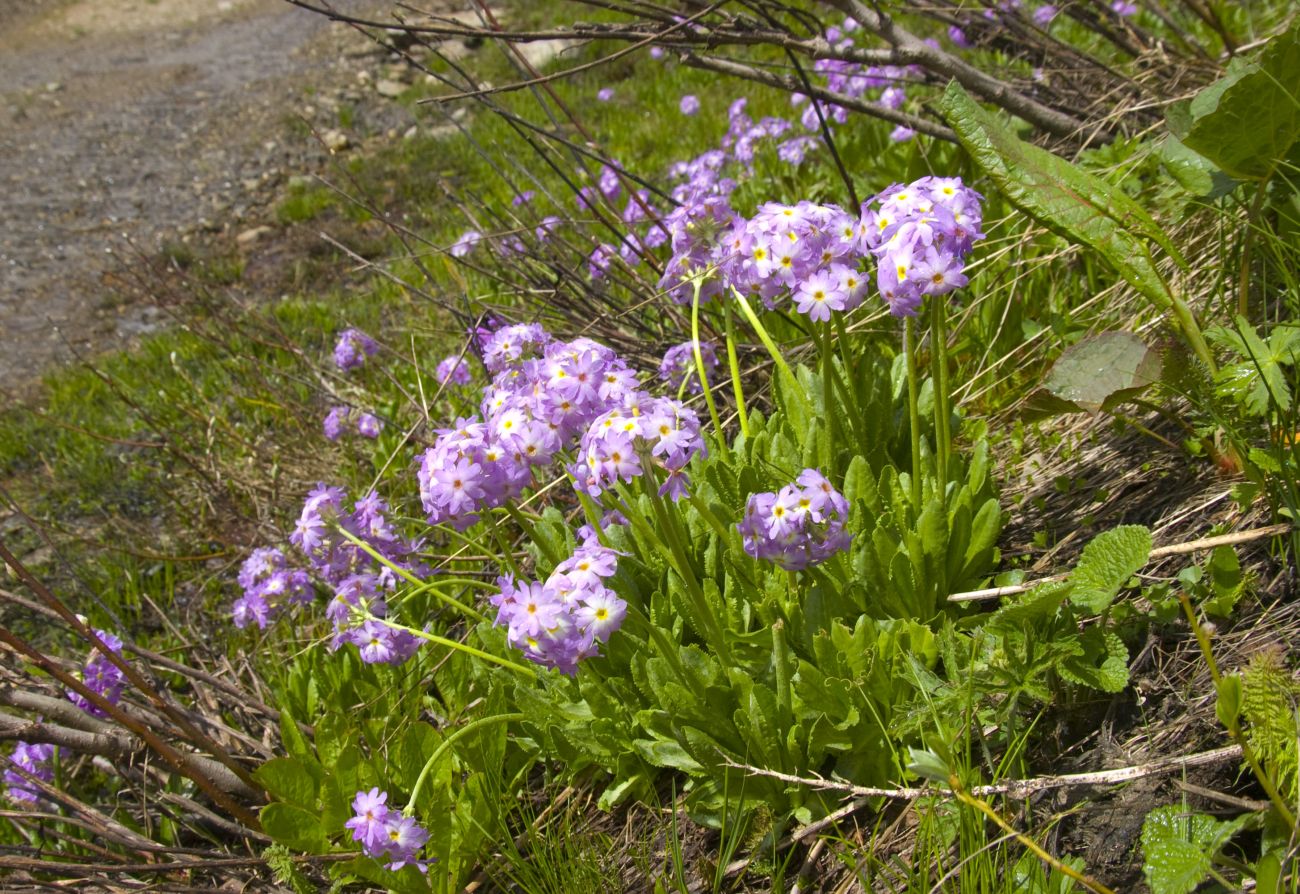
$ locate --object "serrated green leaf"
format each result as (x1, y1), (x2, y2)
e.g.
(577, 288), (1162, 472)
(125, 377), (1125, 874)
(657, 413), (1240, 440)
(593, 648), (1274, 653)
(1070, 525), (1152, 613)
(940, 82), (1181, 312)
(1141, 805), (1248, 894)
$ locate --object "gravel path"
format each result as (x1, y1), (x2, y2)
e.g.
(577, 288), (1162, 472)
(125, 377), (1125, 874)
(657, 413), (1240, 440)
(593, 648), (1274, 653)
(0, 0), (408, 397)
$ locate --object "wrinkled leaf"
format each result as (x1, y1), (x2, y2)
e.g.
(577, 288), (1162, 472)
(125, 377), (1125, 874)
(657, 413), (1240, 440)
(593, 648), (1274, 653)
(254, 757), (318, 810)
(1070, 525), (1152, 613)
(1141, 805), (1248, 894)
(1158, 135), (1238, 198)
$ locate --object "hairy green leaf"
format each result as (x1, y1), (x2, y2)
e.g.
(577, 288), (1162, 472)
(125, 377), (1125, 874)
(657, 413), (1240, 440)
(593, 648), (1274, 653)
(260, 803), (328, 853)
(254, 757), (319, 810)
(1069, 525), (1152, 613)
(1141, 805), (1248, 894)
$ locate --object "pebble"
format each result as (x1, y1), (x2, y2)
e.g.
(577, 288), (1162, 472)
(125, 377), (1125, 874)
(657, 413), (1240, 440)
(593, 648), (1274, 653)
(375, 79), (406, 98)
(235, 225), (273, 246)
(321, 129), (350, 151)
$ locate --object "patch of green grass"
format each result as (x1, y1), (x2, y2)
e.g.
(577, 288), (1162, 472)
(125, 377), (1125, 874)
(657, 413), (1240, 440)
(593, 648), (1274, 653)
(277, 179), (341, 223)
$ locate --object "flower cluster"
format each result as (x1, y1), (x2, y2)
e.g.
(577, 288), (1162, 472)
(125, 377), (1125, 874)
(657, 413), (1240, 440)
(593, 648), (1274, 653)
(334, 328), (378, 372)
(570, 394), (706, 501)
(323, 407), (384, 441)
(66, 629), (128, 717)
(231, 547), (312, 629)
(738, 469), (852, 570)
(861, 176), (984, 317)
(435, 353), (473, 386)
(291, 486), (424, 664)
(419, 326), (642, 529)
(658, 340), (719, 394)
(722, 201), (869, 320)
(492, 541), (626, 674)
(346, 788), (431, 872)
(4, 742), (54, 805)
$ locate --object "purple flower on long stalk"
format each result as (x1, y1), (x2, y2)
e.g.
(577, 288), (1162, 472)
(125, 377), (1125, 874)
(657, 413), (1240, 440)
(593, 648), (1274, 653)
(66, 629), (129, 717)
(659, 341), (718, 394)
(346, 788), (433, 872)
(679, 94), (700, 116)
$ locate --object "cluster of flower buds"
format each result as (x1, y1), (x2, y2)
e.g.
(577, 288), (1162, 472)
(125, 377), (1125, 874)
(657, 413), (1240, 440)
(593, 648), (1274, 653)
(571, 393), (706, 501)
(738, 469), (852, 570)
(289, 486), (424, 665)
(658, 340), (719, 394)
(66, 628), (129, 717)
(346, 788), (432, 873)
(231, 547), (312, 630)
(861, 176), (984, 317)
(491, 541), (626, 674)
(334, 328), (379, 371)
(324, 406), (384, 441)
(4, 742), (54, 805)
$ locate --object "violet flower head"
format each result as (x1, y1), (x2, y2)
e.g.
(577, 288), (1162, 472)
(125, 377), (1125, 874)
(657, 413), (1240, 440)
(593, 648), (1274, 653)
(948, 25), (971, 48)
(511, 190), (535, 207)
(679, 94), (700, 116)
(347, 788), (434, 872)
(66, 629), (128, 717)
(889, 125), (916, 143)
(861, 175), (985, 318)
(1110, 0), (1137, 16)
(449, 229), (482, 258)
(737, 469), (852, 570)
(4, 742), (54, 805)
(659, 340), (718, 394)
(435, 354), (472, 386)
(1032, 4), (1057, 25)
(357, 412), (383, 439)
(232, 547), (312, 629)
(323, 406), (350, 441)
(596, 87), (614, 101)
(649, 46), (665, 60)
(493, 541), (625, 674)
(334, 328), (378, 371)
(570, 394), (706, 501)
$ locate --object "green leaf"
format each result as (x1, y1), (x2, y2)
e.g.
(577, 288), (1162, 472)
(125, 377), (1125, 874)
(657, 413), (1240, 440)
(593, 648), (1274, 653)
(1216, 673), (1243, 729)
(278, 708), (316, 768)
(634, 737), (705, 773)
(1034, 332), (1163, 415)
(907, 748), (950, 784)
(1141, 805), (1249, 894)
(1058, 629), (1129, 693)
(1169, 20), (1300, 181)
(1069, 525), (1152, 613)
(940, 82), (1181, 312)
(260, 803), (328, 853)
(1158, 135), (1237, 198)
(254, 757), (319, 809)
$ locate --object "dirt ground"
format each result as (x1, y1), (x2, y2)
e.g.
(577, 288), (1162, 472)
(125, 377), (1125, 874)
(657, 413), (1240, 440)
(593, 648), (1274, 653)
(0, 0), (415, 399)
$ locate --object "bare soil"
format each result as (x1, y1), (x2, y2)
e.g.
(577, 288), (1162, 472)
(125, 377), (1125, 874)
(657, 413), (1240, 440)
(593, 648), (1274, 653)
(0, 0), (413, 399)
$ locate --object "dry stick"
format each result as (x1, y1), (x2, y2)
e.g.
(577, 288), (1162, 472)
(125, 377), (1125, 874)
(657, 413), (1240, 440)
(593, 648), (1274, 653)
(0, 539), (261, 795)
(0, 629), (260, 828)
(821, 0), (1093, 138)
(736, 743), (1245, 843)
(0, 854), (351, 876)
(947, 523), (1293, 603)
(682, 53), (956, 142)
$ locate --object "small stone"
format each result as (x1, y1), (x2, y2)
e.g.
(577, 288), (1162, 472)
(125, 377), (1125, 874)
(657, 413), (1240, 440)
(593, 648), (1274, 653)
(217, 0), (233, 11)
(236, 225), (273, 246)
(403, 125), (418, 140)
(375, 79), (405, 98)
(44, 82), (62, 93)
(321, 129), (350, 151)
